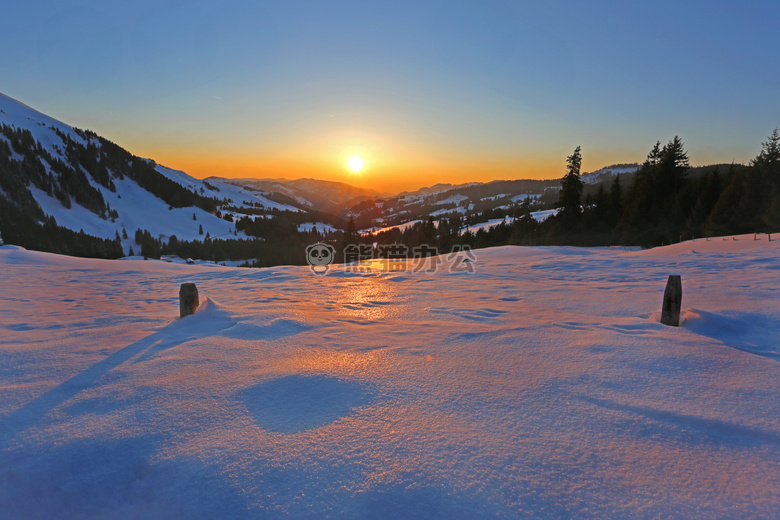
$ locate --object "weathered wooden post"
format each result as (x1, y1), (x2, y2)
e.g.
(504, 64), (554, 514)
(660, 275), (682, 327)
(179, 283), (199, 318)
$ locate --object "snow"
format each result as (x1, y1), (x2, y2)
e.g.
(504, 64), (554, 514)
(530, 208), (558, 222)
(430, 207), (466, 216)
(510, 193), (541, 203)
(366, 220), (425, 235)
(297, 222), (338, 233)
(0, 92), (88, 160)
(462, 210), (558, 234)
(435, 194), (469, 206)
(464, 217), (509, 234)
(156, 168), (301, 213)
(1, 235), (780, 519)
(27, 178), (247, 252)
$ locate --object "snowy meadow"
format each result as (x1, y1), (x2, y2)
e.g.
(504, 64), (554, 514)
(1, 236), (779, 519)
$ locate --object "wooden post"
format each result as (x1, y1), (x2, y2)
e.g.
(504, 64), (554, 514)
(179, 283), (199, 318)
(660, 275), (682, 327)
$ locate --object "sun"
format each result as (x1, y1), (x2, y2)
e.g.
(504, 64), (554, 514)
(348, 156), (364, 172)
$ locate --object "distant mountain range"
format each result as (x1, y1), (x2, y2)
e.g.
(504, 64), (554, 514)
(0, 92), (639, 258)
(210, 177), (381, 214)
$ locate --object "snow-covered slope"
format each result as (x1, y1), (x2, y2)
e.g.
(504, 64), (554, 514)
(0, 92), (88, 155)
(0, 93), (301, 253)
(25, 171), (243, 248)
(218, 177), (380, 212)
(1, 234), (779, 519)
(155, 167), (299, 213)
(462, 209), (557, 234)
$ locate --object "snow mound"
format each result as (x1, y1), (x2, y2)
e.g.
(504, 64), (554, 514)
(682, 309), (780, 360)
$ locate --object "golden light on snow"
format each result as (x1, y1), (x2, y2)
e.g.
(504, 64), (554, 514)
(348, 156), (364, 172)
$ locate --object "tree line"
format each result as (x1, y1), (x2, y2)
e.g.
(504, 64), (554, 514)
(461, 130), (779, 249)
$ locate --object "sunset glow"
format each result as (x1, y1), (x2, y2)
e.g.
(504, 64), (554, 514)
(2, 2), (776, 192)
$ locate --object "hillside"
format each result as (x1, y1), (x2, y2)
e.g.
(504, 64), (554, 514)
(344, 165), (638, 230)
(216, 177), (381, 213)
(0, 93), (308, 258)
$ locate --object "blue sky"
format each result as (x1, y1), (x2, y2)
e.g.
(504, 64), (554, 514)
(1, 0), (778, 191)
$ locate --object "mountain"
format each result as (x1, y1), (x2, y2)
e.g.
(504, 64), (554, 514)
(0, 93), (324, 259)
(209, 176), (381, 213)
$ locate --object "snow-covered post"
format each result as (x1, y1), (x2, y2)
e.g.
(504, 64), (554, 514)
(660, 275), (682, 327)
(179, 283), (199, 318)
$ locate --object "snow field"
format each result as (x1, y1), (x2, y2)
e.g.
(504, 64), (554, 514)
(0, 235), (779, 519)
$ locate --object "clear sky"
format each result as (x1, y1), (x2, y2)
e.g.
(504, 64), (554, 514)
(2, 0), (778, 193)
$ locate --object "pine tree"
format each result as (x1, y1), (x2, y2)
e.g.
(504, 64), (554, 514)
(656, 136), (690, 223)
(626, 144), (661, 226)
(592, 184), (607, 222)
(752, 128), (780, 232)
(345, 217), (358, 244)
(647, 141), (662, 167)
(610, 174), (622, 213)
(557, 146), (583, 228)
(752, 128), (780, 170)
(658, 137), (689, 185)
(198, 224), (203, 235)
(518, 197), (533, 224)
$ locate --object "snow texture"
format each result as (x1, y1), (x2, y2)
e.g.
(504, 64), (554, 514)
(1, 234), (779, 519)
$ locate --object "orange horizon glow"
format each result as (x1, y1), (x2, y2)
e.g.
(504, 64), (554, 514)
(147, 154), (571, 194)
(129, 146), (622, 195)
